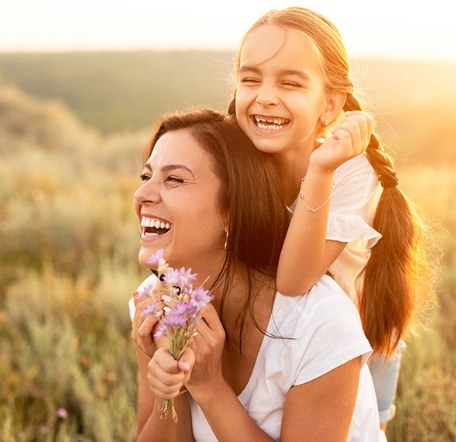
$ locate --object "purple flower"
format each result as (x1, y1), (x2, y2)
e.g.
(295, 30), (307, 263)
(142, 303), (156, 316)
(189, 287), (212, 308)
(137, 282), (154, 299)
(147, 249), (164, 265)
(56, 408), (68, 419)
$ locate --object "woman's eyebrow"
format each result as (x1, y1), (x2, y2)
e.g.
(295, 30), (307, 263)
(142, 162), (194, 178)
(161, 164), (194, 178)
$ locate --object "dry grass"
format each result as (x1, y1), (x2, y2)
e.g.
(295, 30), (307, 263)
(0, 84), (454, 441)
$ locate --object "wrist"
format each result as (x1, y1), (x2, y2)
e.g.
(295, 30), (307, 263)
(305, 162), (336, 179)
(187, 376), (228, 407)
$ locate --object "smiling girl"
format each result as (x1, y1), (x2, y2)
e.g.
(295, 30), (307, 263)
(228, 7), (432, 429)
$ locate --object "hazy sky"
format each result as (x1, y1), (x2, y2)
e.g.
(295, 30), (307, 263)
(2, 0), (456, 60)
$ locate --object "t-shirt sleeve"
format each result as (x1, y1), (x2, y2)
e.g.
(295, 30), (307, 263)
(293, 282), (372, 386)
(326, 154), (382, 248)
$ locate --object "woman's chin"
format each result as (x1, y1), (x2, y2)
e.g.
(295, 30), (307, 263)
(138, 248), (157, 269)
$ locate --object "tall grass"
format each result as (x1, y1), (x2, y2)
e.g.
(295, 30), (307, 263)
(0, 84), (454, 441)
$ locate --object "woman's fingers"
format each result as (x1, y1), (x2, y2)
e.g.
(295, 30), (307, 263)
(147, 348), (187, 399)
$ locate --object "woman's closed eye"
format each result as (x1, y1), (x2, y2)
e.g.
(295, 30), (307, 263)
(140, 173), (151, 182)
(165, 175), (184, 184)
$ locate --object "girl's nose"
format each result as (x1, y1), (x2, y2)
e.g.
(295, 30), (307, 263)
(255, 85), (279, 106)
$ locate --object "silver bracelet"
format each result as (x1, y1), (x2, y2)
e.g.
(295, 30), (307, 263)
(299, 177), (335, 213)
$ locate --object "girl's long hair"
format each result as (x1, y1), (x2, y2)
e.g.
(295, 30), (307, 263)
(228, 7), (434, 357)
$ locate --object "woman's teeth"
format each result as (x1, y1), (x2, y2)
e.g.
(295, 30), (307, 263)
(141, 217), (171, 236)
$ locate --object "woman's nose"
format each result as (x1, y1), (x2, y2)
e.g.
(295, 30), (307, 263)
(134, 179), (161, 206)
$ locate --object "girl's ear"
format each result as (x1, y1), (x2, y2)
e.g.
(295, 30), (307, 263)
(324, 92), (347, 124)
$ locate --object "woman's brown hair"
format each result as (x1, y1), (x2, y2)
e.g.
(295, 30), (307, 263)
(145, 108), (289, 348)
(228, 7), (433, 357)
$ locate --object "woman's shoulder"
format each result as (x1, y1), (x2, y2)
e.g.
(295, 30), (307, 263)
(273, 276), (362, 333)
(266, 276), (371, 384)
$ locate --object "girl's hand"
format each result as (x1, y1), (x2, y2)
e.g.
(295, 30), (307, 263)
(185, 304), (226, 397)
(310, 111), (374, 174)
(131, 295), (163, 358)
(147, 347), (195, 400)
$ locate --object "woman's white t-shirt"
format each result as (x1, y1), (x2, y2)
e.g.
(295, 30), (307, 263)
(130, 275), (382, 441)
(189, 276), (383, 441)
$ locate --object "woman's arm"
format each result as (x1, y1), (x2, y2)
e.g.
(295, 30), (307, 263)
(281, 356), (361, 441)
(277, 111), (374, 295)
(148, 305), (275, 442)
(136, 347), (194, 442)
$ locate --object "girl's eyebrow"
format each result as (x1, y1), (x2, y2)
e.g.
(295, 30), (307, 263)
(239, 65), (310, 82)
(143, 163), (195, 178)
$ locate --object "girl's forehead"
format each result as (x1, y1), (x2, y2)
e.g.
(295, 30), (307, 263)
(240, 24), (287, 66)
(239, 24), (321, 70)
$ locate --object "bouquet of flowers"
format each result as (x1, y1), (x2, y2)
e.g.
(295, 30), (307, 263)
(136, 249), (213, 423)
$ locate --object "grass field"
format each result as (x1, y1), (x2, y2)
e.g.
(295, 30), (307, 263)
(0, 54), (455, 441)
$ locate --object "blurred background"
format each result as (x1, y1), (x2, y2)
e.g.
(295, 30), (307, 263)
(0, 1), (455, 440)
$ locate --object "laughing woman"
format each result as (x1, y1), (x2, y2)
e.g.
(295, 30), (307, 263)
(131, 109), (384, 441)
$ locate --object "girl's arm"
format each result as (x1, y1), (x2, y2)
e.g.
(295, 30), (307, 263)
(277, 111), (374, 295)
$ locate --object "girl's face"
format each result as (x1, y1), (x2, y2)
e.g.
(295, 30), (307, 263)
(134, 129), (226, 276)
(235, 24), (330, 158)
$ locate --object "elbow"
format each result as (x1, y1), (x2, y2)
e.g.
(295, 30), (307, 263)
(276, 274), (316, 296)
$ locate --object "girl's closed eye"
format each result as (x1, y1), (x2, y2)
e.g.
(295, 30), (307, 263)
(240, 77), (261, 85)
(281, 80), (301, 88)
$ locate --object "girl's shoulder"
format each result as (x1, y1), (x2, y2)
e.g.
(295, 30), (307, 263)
(334, 153), (376, 185)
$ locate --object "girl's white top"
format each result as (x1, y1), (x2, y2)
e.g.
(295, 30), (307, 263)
(288, 154), (382, 304)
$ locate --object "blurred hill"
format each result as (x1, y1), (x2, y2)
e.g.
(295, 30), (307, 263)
(0, 51), (455, 163)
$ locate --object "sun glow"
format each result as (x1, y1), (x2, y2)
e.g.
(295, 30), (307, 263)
(1, 0), (455, 61)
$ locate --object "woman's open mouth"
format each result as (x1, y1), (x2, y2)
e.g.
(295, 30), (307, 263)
(141, 216), (171, 237)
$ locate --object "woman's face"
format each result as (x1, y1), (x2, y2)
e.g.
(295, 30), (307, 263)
(134, 129), (227, 275)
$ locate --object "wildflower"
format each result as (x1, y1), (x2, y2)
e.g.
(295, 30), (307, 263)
(142, 303), (156, 316)
(147, 249), (164, 265)
(146, 249), (213, 423)
(56, 408), (68, 419)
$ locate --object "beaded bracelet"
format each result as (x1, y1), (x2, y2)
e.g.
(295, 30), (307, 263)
(299, 177), (335, 213)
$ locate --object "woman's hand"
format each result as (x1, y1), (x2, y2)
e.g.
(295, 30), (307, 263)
(185, 303), (226, 399)
(131, 294), (163, 358)
(147, 347), (195, 400)
(146, 303), (225, 402)
(310, 111), (374, 174)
